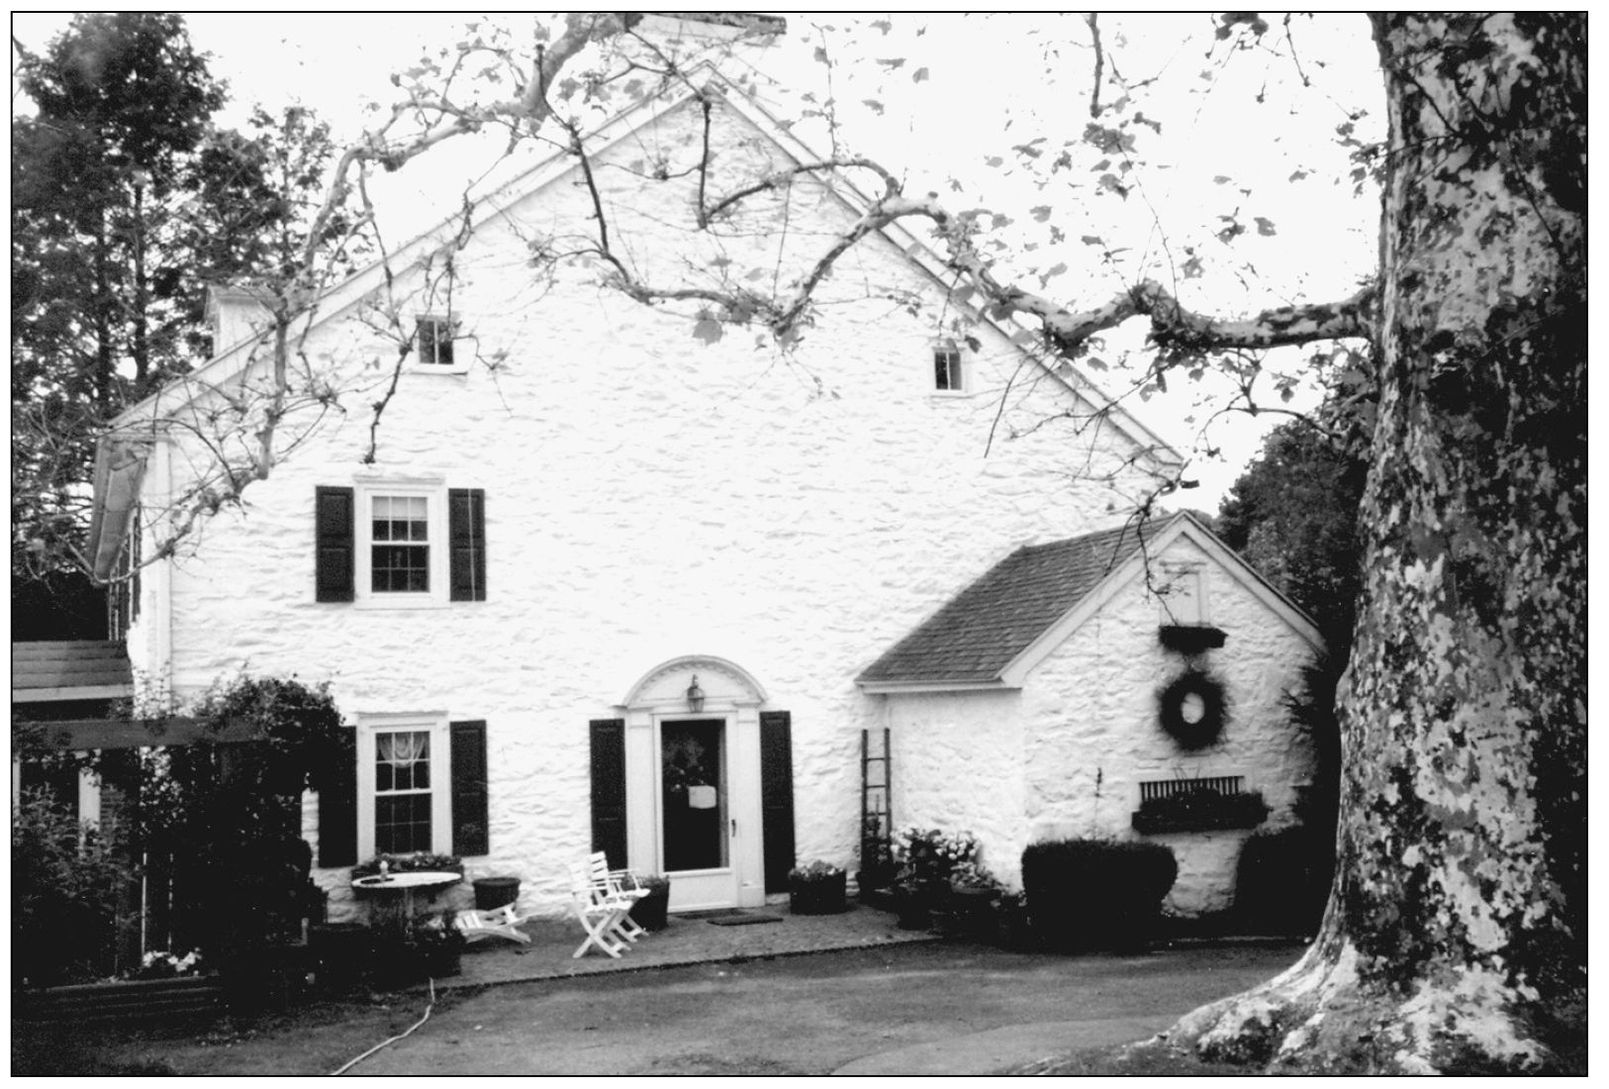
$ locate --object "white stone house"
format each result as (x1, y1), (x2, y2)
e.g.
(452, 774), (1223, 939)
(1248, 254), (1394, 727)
(85, 51), (1318, 920)
(858, 512), (1324, 915)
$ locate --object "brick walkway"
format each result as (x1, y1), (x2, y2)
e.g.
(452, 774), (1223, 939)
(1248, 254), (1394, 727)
(429, 901), (938, 992)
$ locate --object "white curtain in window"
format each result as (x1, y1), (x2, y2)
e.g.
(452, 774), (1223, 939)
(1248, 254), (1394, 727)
(378, 731), (428, 768)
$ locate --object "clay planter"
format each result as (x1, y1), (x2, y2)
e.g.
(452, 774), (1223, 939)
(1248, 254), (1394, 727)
(788, 871), (848, 915)
(629, 878), (671, 931)
(892, 886), (933, 930)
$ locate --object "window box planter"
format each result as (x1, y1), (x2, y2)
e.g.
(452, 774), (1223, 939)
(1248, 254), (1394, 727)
(1131, 790), (1269, 835)
(1158, 624), (1227, 654)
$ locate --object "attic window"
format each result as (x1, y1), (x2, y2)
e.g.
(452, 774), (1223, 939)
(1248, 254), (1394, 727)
(415, 316), (456, 367)
(934, 342), (964, 391)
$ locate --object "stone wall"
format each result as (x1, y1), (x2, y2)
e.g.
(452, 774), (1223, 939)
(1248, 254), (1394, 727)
(130, 94), (1168, 918)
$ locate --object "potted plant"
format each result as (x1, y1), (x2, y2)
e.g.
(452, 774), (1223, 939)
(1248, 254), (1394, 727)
(370, 912), (464, 989)
(628, 874), (671, 931)
(944, 860), (1002, 939)
(788, 860), (848, 915)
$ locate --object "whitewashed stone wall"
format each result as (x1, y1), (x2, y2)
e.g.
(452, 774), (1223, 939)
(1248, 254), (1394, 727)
(129, 94), (1168, 919)
(886, 534), (1320, 915)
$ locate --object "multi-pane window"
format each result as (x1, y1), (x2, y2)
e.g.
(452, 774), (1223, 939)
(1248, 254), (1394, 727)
(416, 317), (455, 367)
(371, 495), (429, 593)
(374, 729), (433, 853)
(934, 345), (963, 391)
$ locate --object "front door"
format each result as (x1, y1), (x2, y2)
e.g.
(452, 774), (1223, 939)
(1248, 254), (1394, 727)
(659, 718), (738, 910)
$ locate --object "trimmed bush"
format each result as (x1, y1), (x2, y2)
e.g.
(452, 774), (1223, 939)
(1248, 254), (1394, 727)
(1234, 826), (1330, 936)
(1021, 838), (1178, 952)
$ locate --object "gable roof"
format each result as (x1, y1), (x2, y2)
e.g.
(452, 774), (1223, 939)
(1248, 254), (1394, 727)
(88, 64), (1184, 576)
(856, 511), (1322, 692)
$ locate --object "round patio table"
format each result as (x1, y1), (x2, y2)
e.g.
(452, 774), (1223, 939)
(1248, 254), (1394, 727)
(352, 871), (463, 924)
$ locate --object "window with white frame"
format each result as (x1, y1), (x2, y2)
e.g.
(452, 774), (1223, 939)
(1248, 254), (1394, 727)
(415, 316), (456, 367)
(933, 342), (964, 391)
(1158, 562), (1207, 625)
(357, 716), (452, 858)
(356, 483), (448, 605)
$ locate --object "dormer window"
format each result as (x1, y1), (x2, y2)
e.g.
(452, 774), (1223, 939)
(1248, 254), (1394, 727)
(415, 316), (456, 367)
(934, 341), (964, 392)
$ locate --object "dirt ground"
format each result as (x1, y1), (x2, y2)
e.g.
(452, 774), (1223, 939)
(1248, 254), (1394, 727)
(14, 942), (1303, 1076)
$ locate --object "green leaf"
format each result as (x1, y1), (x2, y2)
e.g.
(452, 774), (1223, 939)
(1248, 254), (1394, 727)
(877, 57), (906, 69)
(863, 99), (885, 115)
(692, 319), (723, 345)
(1031, 205), (1052, 222)
(913, 67), (930, 83)
(1255, 217), (1277, 237)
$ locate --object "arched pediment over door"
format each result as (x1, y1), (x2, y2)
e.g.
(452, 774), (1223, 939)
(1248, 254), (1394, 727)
(620, 654), (768, 713)
(609, 654), (786, 912)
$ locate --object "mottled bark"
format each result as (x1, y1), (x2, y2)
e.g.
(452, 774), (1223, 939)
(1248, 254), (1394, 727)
(1165, 13), (1585, 1073)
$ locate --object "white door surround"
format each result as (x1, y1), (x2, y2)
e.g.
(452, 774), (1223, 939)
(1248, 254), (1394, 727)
(619, 654), (769, 912)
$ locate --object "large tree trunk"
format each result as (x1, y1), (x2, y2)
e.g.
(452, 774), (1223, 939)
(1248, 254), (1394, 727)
(1166, 14), (1584, 1073)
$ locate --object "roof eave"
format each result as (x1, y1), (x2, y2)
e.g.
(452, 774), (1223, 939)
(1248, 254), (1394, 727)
(856, 677), (1019, 695)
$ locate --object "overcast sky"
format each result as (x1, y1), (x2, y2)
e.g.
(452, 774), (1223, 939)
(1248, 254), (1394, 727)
(12, 12), (1384, 508)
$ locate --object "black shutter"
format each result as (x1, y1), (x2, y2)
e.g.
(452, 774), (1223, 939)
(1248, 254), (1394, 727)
(315, 486), (355, 602)
(451, 720), (490, 857)
(448, 488), (486, 601)
(590, 719), (628, 870)
(318, 727), (358, 866)
(759, 711), (796, 893)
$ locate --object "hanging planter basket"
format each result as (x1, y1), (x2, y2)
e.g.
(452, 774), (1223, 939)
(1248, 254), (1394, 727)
(1158, 669), (1228, 750)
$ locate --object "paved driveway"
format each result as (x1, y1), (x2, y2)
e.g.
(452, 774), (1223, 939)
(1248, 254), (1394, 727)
(16, 941), (1303, 1076)
(345, 942), (1300, 1076)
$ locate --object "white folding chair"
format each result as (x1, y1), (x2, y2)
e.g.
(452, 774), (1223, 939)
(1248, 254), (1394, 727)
(569, 860), (632, 959)
(589, 852), (649, 943)
(453, 903), (531, 945)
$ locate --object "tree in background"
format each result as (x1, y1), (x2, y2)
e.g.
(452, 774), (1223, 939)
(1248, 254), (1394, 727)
(12, 14), (350, 624)
(1217, 396), (1370, 650)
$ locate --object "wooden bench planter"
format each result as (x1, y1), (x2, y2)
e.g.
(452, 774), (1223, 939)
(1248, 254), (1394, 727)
(15, 975), (227, 1024)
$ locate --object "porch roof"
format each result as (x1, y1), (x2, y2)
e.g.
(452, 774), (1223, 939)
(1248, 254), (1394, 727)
(856, 517), (1172, 687)
(12, 640), (135, 702)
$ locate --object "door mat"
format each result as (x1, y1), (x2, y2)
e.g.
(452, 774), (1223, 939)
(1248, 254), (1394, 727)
(699, 911), (784, 926)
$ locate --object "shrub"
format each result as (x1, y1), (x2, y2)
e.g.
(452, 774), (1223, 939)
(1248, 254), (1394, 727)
(1234, 826), (1329, 936)
(1021, 838), (1178, 952)
(13, 789), (138, 986)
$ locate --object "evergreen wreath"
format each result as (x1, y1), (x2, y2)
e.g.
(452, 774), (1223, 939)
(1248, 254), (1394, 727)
(1158, 669), (1228, 749)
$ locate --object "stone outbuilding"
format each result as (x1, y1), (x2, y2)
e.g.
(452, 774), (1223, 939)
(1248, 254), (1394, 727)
(858, 512), (1325, 915)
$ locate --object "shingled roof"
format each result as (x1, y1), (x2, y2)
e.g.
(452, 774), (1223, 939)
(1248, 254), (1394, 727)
(12, 641), (134, 702)
(858, 514), (1186, 687)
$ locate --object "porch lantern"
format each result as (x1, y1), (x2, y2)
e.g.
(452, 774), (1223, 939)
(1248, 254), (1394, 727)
(686, 675), (705, 712)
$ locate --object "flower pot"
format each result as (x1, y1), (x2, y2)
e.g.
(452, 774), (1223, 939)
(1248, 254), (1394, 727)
(629, 881), (671, 931)
(473, 876), (521, 911)
(893, 887), (932, 930)
(789, 871), (848, 915)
